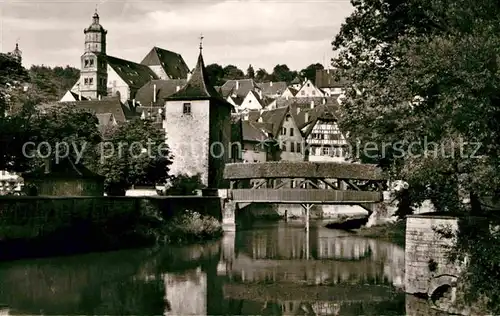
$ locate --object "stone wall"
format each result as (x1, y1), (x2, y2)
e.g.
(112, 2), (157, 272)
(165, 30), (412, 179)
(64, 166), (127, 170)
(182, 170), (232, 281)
(405, 214), (462, 296)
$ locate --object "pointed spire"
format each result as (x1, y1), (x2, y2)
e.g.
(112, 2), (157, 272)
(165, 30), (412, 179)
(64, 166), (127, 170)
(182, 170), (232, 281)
(199, 33), (204, 53)
(166, 46), (229, 107)
(93, 5), (99, 23)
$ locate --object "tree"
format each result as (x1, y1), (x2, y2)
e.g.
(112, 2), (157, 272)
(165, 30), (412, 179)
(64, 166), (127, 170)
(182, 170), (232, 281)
(223, 65), (245, 80)
(255, 68), (271, 82)
(246, 64), (255, 79)
(333, 0), (500, 311)
(205, 63), (225, 87)
(100, 119), (172, 196)
(271, 64), (296, 83)
(300, 63), (324, 83)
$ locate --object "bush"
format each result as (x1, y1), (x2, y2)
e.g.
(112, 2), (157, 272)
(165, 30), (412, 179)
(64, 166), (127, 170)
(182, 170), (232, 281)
(159, 210), (223, 244)
(164, 174), (205, 196)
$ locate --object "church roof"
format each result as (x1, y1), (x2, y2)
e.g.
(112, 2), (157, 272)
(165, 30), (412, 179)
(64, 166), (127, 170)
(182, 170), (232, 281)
(315, 69), (349, 88)
(106, 55), (159, 89)
(85, 11), (106, 33)
(166, 52), (230, 107)
(135, 79), (187, 106)
(140, 47), (190, 79)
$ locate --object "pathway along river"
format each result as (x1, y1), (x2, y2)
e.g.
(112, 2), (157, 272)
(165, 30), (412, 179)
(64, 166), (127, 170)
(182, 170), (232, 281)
(0, 221), (442, 315)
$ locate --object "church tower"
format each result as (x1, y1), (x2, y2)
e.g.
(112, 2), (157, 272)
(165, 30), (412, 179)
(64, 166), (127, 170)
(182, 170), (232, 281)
(164, 40), (233, 189)
(8, 43), (22, 64)
(79, 9), (108, 100)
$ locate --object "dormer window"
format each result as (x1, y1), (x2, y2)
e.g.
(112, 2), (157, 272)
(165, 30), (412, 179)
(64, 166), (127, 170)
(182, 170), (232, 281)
(183, 103), (191, 115)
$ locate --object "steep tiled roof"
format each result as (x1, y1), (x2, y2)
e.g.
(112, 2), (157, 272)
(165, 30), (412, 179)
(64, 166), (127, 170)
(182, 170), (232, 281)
(257, 81), (287, 97)
(68, 91), (88, 101)
(221, 79), (258, 98)
(286, 87), (298, 96)
(140, 47), (190, 79)
(275, 96), (328, 109)
(242, 120), (269, 142)
(135, 79), (187, 106)
(106, 55), (159, 89)
(229, 95), (245, 106)
(260, 106), (289, 136)
(166, 52), (231, 107)
(55, 96), (130, 122)
(302, 102), (341, 137)
(315, 69), (349, 88)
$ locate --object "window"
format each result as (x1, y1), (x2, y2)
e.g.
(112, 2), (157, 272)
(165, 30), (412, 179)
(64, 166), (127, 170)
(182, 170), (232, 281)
(84, 78), (89, 85)
(285, 115), (290, 122)
(297, 143), (302, 154)
(89, 59), (94, 67)
(301, 90), (305, 95)
(290, 128), (294, 137)
(281, 128), (287, 135)
(307, 83), (310, 87)
(291, 142), (295, 152)
(183, 103), (191, 114)
(89, 78), (93, 85)
(312, 90), (316, 96)
(322, 147), (330, 156)
(84, 59), (89, 67)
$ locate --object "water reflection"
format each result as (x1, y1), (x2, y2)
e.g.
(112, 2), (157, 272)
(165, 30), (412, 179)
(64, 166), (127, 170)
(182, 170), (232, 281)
(0, 221), (434, 315)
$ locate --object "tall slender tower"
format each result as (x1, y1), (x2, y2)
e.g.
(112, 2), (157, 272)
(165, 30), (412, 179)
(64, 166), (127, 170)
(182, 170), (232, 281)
(8, 43), (22, 64)
(79, 9), (108, 100)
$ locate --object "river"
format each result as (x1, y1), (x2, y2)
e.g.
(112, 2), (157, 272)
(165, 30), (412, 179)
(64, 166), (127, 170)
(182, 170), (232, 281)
(0, 220), (441, 315)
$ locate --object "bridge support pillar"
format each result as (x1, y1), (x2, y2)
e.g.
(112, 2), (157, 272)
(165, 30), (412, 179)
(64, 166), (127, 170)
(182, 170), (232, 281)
(222, 199), (236, 232)
(301, 203), (313, 232)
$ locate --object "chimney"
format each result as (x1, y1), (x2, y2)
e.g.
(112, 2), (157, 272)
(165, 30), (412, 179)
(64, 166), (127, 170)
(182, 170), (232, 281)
(270, 81), (273, 87)
(153, 84), (157, 103)
(235, 81), (240, 90)
(132, 99), (136, 108)
(176, 86), (180, 92)
(305, 112), (309, 122)
(310, 100), (315, 109)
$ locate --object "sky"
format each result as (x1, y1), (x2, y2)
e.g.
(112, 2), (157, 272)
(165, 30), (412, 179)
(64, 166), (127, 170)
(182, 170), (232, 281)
(0, 0), (354, 72)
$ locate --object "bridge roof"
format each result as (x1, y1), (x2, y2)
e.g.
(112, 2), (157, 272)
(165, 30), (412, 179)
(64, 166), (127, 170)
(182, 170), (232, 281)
(223, 162), (386, 181)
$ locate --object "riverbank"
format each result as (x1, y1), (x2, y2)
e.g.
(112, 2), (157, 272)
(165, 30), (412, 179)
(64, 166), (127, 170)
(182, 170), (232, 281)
(352, 220), (406, 247)
(0, 196), (224, 261)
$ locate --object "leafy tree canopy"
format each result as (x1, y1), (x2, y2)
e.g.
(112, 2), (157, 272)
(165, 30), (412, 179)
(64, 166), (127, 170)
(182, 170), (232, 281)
(299, 63), (324, 83)
(99, 119), (172, 196)
(334, 0), (500, 311)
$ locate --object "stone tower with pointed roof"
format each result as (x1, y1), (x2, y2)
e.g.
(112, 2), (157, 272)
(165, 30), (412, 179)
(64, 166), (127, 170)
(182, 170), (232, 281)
(79, 9), (108, 100)
(164, 46), (233, 189)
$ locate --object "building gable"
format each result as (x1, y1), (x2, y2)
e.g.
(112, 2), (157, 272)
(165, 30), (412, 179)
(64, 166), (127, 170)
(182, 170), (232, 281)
(296, 79), (324, 98)
(141, 47), (190, 80)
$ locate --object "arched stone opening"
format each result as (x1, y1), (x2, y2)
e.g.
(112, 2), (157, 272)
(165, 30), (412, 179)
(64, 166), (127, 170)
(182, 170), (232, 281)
(428, 275), (458, 310)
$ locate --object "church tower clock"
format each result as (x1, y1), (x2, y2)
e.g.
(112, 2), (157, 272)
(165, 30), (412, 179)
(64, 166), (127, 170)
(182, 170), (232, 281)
(79, 9), (108, 100)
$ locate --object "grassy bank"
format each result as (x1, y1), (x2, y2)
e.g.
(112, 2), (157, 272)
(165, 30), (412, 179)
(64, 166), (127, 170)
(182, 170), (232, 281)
(353, 220), (406, 247)
(0, 198), (223, 260)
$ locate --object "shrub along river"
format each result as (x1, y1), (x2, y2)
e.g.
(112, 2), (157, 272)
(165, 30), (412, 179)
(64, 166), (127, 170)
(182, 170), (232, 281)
(0, 220), (441, 315)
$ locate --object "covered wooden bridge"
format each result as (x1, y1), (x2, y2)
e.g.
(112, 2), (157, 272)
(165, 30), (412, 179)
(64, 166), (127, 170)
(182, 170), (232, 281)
(223, 162), (386, 204)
